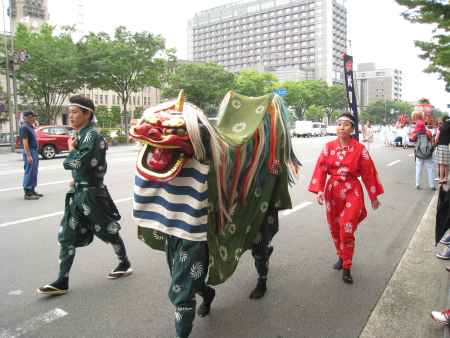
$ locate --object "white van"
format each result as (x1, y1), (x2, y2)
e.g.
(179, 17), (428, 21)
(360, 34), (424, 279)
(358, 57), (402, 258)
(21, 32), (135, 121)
(293, 120), (313, 137)
(312, 122), (327, 137)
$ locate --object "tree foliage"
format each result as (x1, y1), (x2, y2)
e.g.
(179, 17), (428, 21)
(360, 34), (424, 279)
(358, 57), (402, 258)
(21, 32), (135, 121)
(304, 104), (325, 121)
(280, 80), (344, 121)
(162, 62), (235, 115)
(396, 0), (450, 91)
(14, 24), (83, 124)
(233, 69), (278, 96)
(361, 100), (414, 124)
(80, 26), (167, 124)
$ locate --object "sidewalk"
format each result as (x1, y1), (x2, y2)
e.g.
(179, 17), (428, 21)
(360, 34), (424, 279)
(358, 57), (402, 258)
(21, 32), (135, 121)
(360, 193), (448, 338)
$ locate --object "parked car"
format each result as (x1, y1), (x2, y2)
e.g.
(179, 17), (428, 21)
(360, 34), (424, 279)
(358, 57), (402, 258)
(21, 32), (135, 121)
(16, 125), (74, 159)
(327, 125), (337, 136)
(293, 120), (313, 137)
(312, 122), (327, 136)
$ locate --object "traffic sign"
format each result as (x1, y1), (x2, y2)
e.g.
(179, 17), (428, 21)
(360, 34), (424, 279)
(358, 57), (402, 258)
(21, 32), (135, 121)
(275, 88), (288, 96)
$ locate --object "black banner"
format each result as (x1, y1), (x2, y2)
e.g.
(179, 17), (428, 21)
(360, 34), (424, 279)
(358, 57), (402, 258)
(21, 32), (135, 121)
(343, 53), (359, 140)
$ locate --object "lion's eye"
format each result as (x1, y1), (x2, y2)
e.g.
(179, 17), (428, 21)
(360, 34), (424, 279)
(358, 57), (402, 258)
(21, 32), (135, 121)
(176, 129), (187, 137)
(164, 128), (175, 135)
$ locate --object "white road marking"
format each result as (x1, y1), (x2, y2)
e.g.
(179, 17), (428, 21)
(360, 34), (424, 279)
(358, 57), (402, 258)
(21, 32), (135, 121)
(0, 180), (71, 193)
(0, 308), (68, 338)
(0, 197), (132, 229)
(280, 202), (312, 217)
(8, 290), (23, 296)
(387, 160), (401, 167)
(0, 157), (136, 176)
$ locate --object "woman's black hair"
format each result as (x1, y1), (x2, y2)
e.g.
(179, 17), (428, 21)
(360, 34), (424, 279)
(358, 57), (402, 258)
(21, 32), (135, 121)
(337, 113), (356, 127)
(69, 95), (95, 121)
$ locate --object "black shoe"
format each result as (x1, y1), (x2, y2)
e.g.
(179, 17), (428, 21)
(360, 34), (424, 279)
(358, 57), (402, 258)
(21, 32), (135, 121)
(197, 286), (215, 318)
(37, 278), (68, 296)
(333, 258), (343, 270)
(342, 269), (353, 284)
(32, 190), (44, 197)
(24, 193), (39, 200)
(249, 278), (267, 299)
(108, 259), (132, 279)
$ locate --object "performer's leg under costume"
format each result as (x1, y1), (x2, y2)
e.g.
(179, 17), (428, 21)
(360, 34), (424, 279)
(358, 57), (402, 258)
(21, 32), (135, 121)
(250, 208), (279, 299)
(166, 236), (212, 338)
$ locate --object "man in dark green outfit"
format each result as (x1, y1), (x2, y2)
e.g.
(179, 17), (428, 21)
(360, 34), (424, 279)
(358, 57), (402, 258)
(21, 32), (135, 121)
(37, 95), (132, 295)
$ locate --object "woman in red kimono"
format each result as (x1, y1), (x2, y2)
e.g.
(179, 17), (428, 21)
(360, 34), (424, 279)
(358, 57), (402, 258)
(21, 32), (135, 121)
(309, 113), (384, 284)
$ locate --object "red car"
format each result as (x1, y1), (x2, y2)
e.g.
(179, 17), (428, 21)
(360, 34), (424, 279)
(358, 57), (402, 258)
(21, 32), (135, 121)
(16, 125), (75, 159)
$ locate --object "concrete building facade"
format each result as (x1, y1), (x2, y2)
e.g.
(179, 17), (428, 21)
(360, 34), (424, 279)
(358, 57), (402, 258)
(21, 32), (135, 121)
(355, 62), (403, 108)
(10, 0), (49, 31)
(188, 0), (347, 84)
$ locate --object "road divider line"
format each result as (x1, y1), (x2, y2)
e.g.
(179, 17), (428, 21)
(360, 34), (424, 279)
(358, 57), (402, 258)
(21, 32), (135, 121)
(0, 180), (71, 193)
(0, 308), (68, 338)
(0, 157), (137, 176)
(387, 160), (401, 167)
(0, 197), (132, 229)
(280, 202), (312, 217)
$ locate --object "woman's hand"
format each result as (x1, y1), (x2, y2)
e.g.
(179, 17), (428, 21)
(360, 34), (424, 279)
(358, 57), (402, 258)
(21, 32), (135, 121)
(317, 191), (325, 205)
(371, 198), (380, 210)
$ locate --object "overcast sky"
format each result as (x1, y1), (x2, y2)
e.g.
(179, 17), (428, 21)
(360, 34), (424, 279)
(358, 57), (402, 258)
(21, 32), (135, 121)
(43, 0), (447, 111)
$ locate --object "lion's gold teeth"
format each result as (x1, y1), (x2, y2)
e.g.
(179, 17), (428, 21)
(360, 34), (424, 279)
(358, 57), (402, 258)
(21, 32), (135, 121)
(161, 117), (185, 128)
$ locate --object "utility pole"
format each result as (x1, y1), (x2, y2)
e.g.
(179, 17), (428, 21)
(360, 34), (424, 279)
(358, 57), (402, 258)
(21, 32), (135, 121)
(2, 0), (14, 151)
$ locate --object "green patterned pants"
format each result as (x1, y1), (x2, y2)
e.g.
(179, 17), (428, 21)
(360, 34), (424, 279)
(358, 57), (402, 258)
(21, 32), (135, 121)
(166, 236), (209, 338)
(57, 187), (128, 281)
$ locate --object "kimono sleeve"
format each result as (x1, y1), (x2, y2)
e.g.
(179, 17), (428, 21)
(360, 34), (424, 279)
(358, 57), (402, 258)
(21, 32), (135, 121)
(63, 130), (97, 170)
(360, 146), (384, 201)
(308, 145), (328, 193)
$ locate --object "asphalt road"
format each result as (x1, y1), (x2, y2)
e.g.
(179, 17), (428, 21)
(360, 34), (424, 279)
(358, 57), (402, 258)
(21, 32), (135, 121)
(0, 136), (434, 338)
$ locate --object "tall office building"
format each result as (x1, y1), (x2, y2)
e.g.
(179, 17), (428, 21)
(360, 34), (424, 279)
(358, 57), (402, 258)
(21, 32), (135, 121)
(355, 63), (403, 108)
(9, 0), (49, 31)
(188, 0), (347, 84)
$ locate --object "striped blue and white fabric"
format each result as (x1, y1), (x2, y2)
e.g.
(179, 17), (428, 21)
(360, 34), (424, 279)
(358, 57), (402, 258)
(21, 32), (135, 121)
(133, 159), (209, 241)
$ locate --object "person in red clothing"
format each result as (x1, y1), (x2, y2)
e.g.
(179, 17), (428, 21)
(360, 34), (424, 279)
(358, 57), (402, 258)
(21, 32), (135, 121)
(309, 113), (384, 284)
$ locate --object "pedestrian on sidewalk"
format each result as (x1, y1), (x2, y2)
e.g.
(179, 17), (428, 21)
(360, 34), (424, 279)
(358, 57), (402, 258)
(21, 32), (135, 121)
(362, 120), (374, 152)
(19, 111), (43, 200)
(435, 116), (450, 184)
(309, 113), (384, 284)
(37, 95), (132, 296)
(411, 119), (436, 190)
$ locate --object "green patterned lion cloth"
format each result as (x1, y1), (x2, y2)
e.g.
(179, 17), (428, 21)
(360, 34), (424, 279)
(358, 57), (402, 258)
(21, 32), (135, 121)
(133, 91), (300, 285)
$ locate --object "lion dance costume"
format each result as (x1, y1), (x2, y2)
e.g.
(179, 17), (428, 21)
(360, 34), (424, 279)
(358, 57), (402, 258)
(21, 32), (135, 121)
(129, 91), (300, 338)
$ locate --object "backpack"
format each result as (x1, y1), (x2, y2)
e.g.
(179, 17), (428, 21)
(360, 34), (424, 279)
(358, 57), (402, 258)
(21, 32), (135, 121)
(415, 132), (433, 159)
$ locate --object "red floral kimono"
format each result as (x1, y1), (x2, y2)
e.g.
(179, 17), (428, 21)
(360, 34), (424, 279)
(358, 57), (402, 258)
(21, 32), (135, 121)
(309, 138), (384, 269)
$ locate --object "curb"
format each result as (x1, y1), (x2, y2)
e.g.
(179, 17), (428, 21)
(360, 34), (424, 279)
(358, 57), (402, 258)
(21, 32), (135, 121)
(359, 192), (446, 338)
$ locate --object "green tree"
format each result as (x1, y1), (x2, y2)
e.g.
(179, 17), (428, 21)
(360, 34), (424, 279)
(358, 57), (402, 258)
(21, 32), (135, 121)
(14, 24), (83, 124)
(363, 100), (414, 124)
(281, 80), (329, 119)
(110, 105), (121, 127)
(134, 106), (144, 119)
(233, 69), (278, 96)
(324, 84), (347, 123)
(163, 62), (235, 115)
(396, 0), (450, 91)
(304, 104), (325, 121)
(95, 105), (110, 128)
(80, 26), (167, 127)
